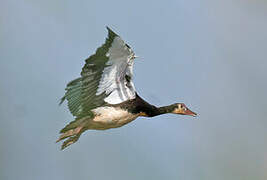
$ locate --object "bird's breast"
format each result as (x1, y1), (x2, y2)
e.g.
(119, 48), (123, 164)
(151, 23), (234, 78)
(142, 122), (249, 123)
(90, 106), (139, 129)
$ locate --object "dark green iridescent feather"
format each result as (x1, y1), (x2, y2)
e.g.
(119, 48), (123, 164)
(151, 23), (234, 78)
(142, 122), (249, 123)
(59, 77), (83, 116)
(80, 27), (118, 116)
(60, 27), (118, 118)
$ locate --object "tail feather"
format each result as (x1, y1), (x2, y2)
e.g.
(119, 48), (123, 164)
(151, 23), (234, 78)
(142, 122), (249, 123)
(57, 117), (90, 150)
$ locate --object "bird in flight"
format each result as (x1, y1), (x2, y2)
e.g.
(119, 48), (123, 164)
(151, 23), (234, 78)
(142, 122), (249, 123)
(57, 27), (197, 150)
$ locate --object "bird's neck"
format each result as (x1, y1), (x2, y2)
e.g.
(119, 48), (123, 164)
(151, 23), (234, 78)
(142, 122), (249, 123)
(147, 105), (176, 117)
(133, 94), (177, 117)
(158, 105), (175, 114)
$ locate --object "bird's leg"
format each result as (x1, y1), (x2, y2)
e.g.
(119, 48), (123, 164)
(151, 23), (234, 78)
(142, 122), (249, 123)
(56, 126), (83, 143)
(61, 133), (82, 150)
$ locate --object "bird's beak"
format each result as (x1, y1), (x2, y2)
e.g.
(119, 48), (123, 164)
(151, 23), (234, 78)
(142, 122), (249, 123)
(134, 55), (139, 59)
(185, 108), (197, 117)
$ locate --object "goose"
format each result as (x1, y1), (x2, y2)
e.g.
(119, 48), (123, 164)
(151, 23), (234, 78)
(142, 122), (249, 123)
(57, 27), (197, 150)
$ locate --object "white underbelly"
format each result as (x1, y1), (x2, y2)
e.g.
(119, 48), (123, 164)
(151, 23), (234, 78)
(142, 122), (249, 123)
(89, 106), (139, 130)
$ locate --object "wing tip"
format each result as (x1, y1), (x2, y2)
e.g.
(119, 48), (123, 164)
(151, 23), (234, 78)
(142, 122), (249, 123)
(106, 25), (111, 31)
(106, 26), (118, 37)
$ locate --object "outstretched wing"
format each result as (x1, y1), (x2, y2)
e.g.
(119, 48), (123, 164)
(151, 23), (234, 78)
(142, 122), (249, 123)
(61, 27), (137, 117)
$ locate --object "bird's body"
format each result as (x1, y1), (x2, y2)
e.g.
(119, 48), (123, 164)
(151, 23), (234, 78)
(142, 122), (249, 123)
(91, 106), (138, 129)
(58, 27), (196, 149)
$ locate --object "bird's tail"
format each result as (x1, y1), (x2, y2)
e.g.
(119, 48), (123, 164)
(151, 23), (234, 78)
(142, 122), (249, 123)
(56, 117), (88, 150)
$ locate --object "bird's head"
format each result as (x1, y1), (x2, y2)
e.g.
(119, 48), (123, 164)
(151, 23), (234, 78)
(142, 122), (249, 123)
(171, 103), (197, 117)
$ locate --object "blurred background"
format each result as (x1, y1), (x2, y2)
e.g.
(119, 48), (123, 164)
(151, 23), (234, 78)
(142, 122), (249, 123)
(1, 0), (267, 179)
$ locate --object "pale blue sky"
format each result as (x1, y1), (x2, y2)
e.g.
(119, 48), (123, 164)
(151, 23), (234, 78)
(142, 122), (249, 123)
(1, 0), (267, 180)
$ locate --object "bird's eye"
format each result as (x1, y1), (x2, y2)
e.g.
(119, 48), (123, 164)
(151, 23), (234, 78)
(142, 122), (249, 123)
(183, 107), (187, 111)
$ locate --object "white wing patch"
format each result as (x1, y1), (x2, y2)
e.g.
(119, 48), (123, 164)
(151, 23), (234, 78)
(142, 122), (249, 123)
(96, 36), (136, 104)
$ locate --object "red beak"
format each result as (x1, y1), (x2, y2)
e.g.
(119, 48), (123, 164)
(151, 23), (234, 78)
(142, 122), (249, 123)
(185, 109), (197, 117)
